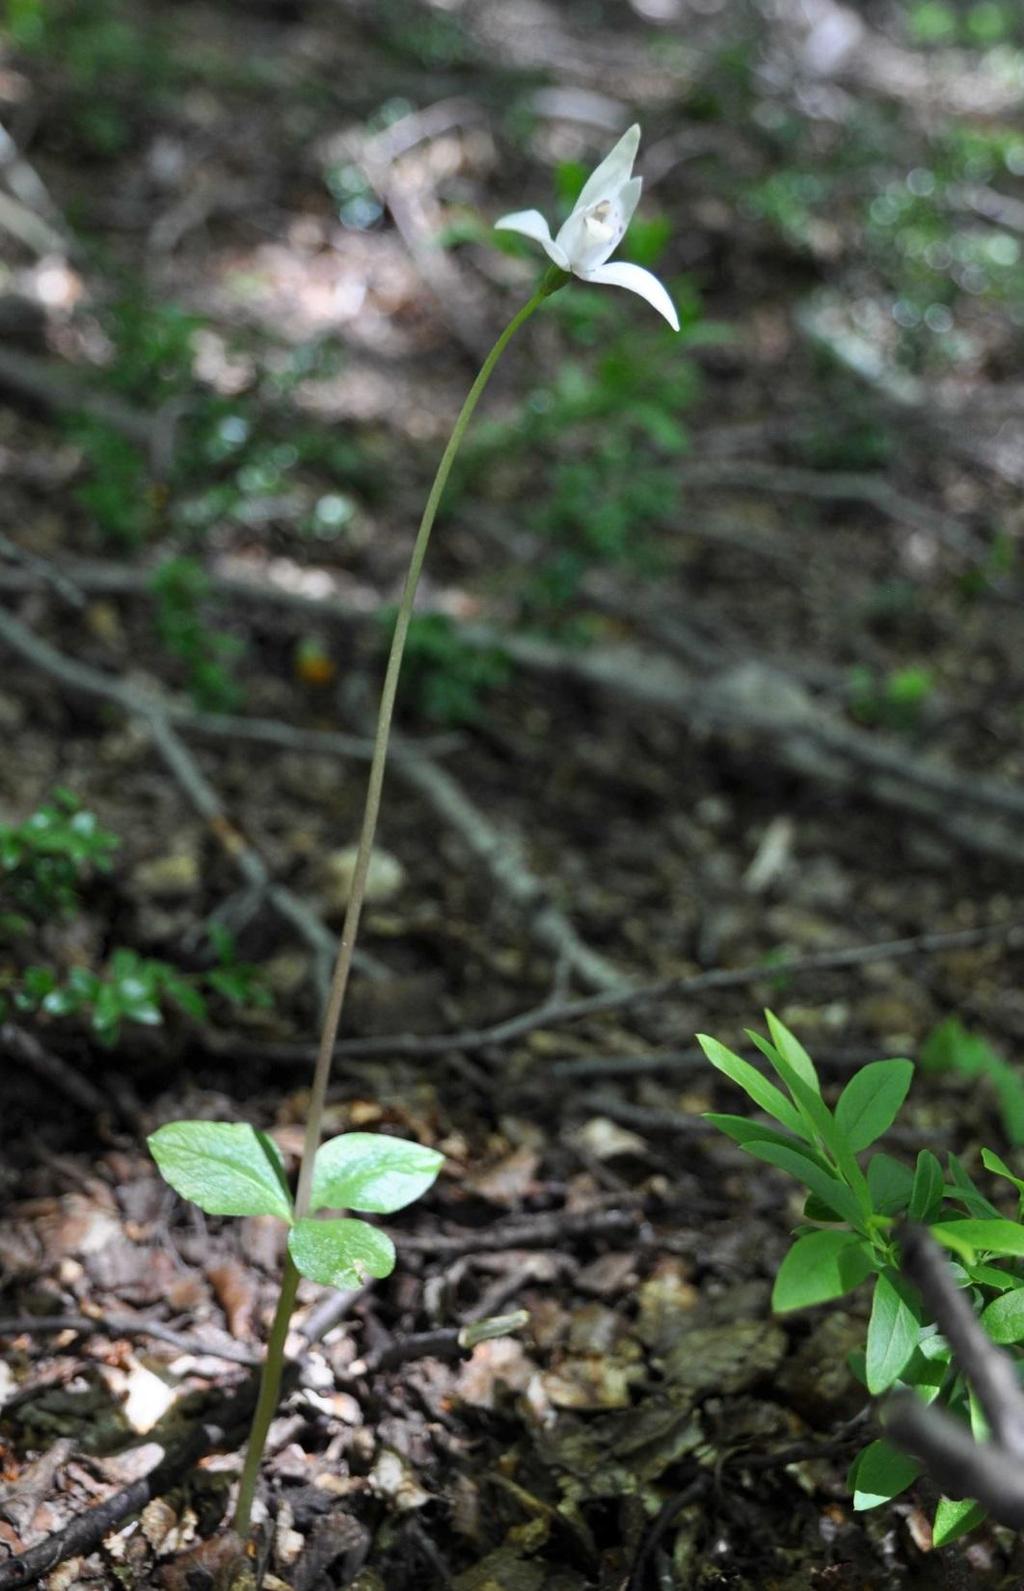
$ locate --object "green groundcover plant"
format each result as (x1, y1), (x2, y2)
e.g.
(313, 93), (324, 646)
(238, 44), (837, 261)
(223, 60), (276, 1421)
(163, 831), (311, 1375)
(701, 1013), (1024, 1546)
(0, 787), (118, 931)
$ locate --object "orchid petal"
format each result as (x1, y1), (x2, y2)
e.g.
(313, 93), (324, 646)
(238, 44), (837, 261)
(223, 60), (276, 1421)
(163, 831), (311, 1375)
(577, 260), (680, 330)
(494, 208), (569, 269)
(575, 124), (640, 210)
(617, 176), (643, 234)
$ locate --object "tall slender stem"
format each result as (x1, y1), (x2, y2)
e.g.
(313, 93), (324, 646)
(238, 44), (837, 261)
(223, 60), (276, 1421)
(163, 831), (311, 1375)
(233, 1254), (300, 1536)
(293, 274), (557, 1220)
(231, 271), (563, 1534)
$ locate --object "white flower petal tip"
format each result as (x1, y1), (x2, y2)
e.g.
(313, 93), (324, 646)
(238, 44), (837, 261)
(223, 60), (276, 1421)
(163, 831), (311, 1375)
(581, 261), (680, 331)
(575, 123), (641, 211)
(494, 208), (569, 269)
(495, 125), (676, 325)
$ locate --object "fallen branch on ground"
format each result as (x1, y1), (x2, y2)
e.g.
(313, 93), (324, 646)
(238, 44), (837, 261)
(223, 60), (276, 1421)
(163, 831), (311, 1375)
(0, 1380), (256, 1590)
(390, 735), (629, 993)
(0, 1284), (364, 1588)
(394, 1203), (642, 1257)
(0, 1312), (260, 1366)
(222, 915), (1024, 1064)
(13, 555), (1019, 872)
(0, 606), (343, 998)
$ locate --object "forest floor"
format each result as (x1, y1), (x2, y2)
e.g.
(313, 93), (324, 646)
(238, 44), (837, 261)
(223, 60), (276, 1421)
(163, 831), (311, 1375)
(3, 1), (1024, 1586)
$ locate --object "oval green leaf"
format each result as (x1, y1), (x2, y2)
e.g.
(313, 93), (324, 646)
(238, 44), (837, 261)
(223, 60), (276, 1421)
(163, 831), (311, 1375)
(867, 1152), (914, 1215)
(931, 1219), (1024, 1262)
(933, 1497), (986, 1548)
(311, 1132), (443, 1214)
(980, 1147), (1024, 1196)
(850, 1438), (921, 1510)
(148, 1120), (292, 1220)
(289, 1217), (396, 1289)
(772, 1229), (873, 1312)
(764, 1011), (819, 1090)
(980, 1286), (1024, 1344)
(835, 1060), (913, 1153)
(697, 1035), (805, 1137)
(908, 1149), (945, 1222)
(866, 1272), (921, 1393)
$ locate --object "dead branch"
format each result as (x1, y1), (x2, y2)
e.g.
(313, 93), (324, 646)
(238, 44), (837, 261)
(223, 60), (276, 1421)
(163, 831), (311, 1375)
(0, 1380), (256, 1589)
(226, 915), (1024, 1065)
(885, 1224), (1024, 1527)
(0, 1024), (108, 1117)
(676, 458), (976, 557)
(0, 605), (342, 997)
(8, 552), (1024, 882)
(0, 1312), (260, 1367)
(390, 735), (630, 993)
(0, 346), (155, 450)
(0, 1280), (366, 1588)
(0, 560), (626, 991)
(330, 101), (493, 361)
(394, 1204), (642, 1257)
(481, 637), (1024, 867)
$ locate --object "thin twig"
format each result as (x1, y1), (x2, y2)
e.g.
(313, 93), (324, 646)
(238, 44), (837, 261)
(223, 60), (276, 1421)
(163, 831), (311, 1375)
(0, 535), (86, 609)
(886, 1398), (1024, 1527)
(0, 606), (341, 995)
(390, 735), (629, 992)
(350, 1326), (465, 1377)
(225, 916), (1024, 1065)
(901, 1224), (1024, 1458)
(393, 1204), (641, 1257)
(12, 552), (1024, 853)
(0, 1280), (365, 1588)
(675, 458), (976, 557)
(0, 1313), (260, 1367)
(0, 1383), (254, 1590)
(885, 1225), (1024, 1527)
(626, 1475), (709, 1591)
(0, 1024), (107, 1116)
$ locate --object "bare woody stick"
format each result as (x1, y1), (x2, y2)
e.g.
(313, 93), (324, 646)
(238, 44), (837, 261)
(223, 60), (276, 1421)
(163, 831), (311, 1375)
(885, 1223), (1024, 1526)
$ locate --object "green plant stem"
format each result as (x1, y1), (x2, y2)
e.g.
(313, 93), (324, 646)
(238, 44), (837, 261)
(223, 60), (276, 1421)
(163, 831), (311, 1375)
(233, 1253), (300, 1536)
(231, 268), (564, 1535)
(293, 271), (561, 1220)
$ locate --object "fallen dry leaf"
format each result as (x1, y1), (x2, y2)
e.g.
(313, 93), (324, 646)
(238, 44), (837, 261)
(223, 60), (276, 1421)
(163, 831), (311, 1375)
(208, 1258), (257, 1339)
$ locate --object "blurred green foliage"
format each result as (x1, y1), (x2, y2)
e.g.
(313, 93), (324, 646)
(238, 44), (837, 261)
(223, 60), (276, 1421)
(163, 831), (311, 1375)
(0, 789), (118, 935)
(12, 936), (270, 1046)
(5, 0), (176, 155)
(907, 2), (1021, 46)
(151, 558), (246, 713)
(921, 1017), (1024, 1144)
(458, 263), (717, 629)
(849, 664), (935, 732)
(0, 792), (270, 1042)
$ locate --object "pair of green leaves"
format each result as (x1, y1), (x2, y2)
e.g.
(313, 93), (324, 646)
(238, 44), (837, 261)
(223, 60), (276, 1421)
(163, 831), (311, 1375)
(849, 1441), (985, 1546)
(149, 1121), (443, 1290)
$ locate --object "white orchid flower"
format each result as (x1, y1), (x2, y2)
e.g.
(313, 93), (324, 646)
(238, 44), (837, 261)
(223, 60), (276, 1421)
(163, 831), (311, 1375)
(495, 124), (679, 331)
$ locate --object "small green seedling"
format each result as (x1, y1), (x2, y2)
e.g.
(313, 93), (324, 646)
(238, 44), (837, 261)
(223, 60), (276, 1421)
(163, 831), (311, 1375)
(148, 1122), (442, 1291)
(701, 1013), (1024, 1546)
(149, 1121), (442, 1532)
